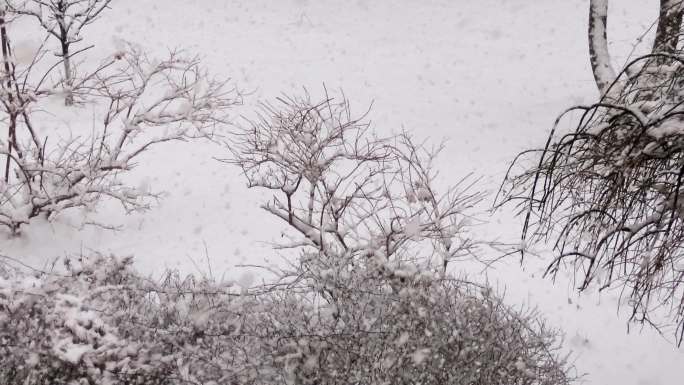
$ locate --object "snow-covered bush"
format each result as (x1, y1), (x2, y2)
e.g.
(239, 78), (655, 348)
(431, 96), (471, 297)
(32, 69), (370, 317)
(0, 6), (240, 233)
(0, 252), (574, 385)
(245, 265), (572, 385)
(0, 255), (168, 384)
(0, 254), (263, 385)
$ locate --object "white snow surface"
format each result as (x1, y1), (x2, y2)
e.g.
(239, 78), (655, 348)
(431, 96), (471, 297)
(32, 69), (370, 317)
(2, 0), (681, 384)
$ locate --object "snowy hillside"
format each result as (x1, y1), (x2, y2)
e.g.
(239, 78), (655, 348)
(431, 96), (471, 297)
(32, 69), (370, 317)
(2, 0), (681, 384)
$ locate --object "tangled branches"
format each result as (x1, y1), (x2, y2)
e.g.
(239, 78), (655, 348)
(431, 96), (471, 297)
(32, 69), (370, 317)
(251, 272), (573, 385)
(0, 254), (251, 384)
(499, 53), (684, 344)
(225, 92), (485, 276)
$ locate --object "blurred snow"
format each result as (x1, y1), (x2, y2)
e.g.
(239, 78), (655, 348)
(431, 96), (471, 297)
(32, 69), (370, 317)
(2, 1), (680, 384)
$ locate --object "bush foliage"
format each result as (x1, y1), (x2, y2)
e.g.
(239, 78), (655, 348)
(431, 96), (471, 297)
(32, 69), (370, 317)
(0, 254), (573, 385)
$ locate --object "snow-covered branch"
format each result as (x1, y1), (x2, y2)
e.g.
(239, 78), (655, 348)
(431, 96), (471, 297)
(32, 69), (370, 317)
(653, 0), (684, 55)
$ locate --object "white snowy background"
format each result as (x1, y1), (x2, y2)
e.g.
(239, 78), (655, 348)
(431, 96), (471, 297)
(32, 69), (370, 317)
(3, 0), (681, 383)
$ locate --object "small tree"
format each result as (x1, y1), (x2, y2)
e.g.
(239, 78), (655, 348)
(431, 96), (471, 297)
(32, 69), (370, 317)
(226, 92), (485, 275)
(499, 0), (684, 345)
(6, 0), (114, 105)
(0, 5), (240, 234)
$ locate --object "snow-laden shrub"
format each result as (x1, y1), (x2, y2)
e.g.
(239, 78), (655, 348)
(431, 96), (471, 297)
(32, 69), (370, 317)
(0, 254), (574, 385)
(0, 254), (253, 385)
(249, 260), (573, 385)
(0, 256), (160, 384)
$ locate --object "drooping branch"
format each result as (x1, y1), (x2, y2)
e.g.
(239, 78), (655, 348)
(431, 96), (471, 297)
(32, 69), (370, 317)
(498, 53), (684, 346)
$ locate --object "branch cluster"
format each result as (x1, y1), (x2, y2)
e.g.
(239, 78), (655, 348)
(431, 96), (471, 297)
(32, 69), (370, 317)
(227, 93), (484, 275)
(499, 53), (684, 344)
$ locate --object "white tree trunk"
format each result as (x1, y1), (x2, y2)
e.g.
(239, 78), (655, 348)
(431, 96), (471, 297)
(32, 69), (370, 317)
(588, 0), (617, 95)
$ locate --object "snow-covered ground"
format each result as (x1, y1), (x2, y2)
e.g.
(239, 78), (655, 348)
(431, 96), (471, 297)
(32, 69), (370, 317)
(3, 0), (681, 383)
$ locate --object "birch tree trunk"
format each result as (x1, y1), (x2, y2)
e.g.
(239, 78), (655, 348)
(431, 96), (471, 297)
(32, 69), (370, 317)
(588, 0), (617, 95)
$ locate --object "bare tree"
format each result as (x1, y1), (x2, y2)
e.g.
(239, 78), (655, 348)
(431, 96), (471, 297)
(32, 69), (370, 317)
(499, 1), (684, 345)
(6, 0), (113, 105)
(226, 92), (486, 277)
(0, 7), (240, 234)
